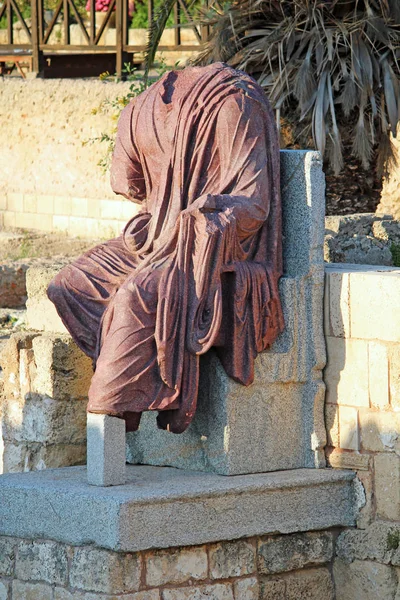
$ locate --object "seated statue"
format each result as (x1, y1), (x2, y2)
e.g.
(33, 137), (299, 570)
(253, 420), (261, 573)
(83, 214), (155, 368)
(47, 63), (284, 434)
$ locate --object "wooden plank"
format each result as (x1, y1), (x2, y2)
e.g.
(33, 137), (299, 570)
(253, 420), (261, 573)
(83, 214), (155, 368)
(43, 0), (63, 45)
(30, 0), (41, 71)
(11, 0), (32, 41)
(7, 0), (13, 45)
(94, 0), (115, 45)
(67, 0), (90, 44)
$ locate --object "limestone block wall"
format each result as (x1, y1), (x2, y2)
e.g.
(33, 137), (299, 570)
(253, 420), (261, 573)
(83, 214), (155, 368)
(324, 263), (400, 599)
(0, 331), (92, 473)
(0, 79), (139, 238)
(0, 531), (337, 599)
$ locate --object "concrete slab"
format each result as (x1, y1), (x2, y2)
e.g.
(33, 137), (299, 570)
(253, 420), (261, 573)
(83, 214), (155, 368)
(0, 465), (358, 552)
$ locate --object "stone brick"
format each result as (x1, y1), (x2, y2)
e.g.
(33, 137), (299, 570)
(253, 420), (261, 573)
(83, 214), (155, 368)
(145, 546), (207, 587)
(325, 269), (351, 338)
(375, 454), (400, 520)
(339, 406), (359, 450)
(0, 580), (8, 600)
(285, 568), (334, 600)
(336, 522), (400, 565)
(260, 578), (286, 599)
(1, 442), (28, 474)
(53, 215), (70, 232)
(54, 589), (85, 600)
(15, 213), (39, 230)
(100, 199), (121, 220)
(369, 342), (390, 408)
(23, 193), (37, 214)
(360, 410), (400, 453)
(209, 540), (256, 579)
(334, 559), (397, 600)
(326, 449), (370, 471)
(258, 532), (333, 575)
(324, 337), (369, 406)
(162, 584), (234, 600)
(389, 345), (400, 409)
(356, 471), (374, 529)
(12, 580), (53, 600)
(36, 195), (54, 215)
(2, 395), (87, 445)
(122, 593), (160, 600)
(87, 413), (126, 487)
(6, 193), (23, 213)
(32, 334), (93, 400)
(1, 332), (39, 401)
(55, 591), (161, 600)
(3, 211), (16, 228)
(121, 201), (137, 222)
(71, 198), (89, 217)
(0, 536), (17, 576)
(25, 263), (70, 334)
(58, 593), (160, 600)
(98, 220), (124, 239)
(15, 539), (68, 585)
(58, 197), (72, 216)
(350, 270), (400, 342)
(325, 404), (339, 447)
(0, 261), (30, 309)
(34, 214), (54, 232)
(233, 577), (259, 600)
(69, 547), (141, 594)
(87, 198), (101, 219)
(1, 440), (86, 473)
(69, 217), (99, 238)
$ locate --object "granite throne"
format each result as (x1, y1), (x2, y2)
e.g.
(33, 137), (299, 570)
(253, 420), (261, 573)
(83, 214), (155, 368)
(86, 149), (327, 485)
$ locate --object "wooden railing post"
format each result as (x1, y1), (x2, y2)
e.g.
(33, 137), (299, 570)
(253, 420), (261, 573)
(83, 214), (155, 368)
(30, 0), (42, 74)
(116, 0), (123, 77)
(201, 0), (209, 44)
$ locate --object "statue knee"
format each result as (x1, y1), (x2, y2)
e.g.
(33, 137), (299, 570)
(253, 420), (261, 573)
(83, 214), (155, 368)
(47, 273), (65, 306)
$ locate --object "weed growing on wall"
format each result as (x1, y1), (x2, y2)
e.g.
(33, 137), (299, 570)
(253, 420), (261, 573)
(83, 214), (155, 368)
(85, 59), (171, 172)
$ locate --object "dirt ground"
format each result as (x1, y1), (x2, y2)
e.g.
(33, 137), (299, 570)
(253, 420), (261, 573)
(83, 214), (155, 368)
(0, 229), (99, 262)
(0, 229), (100, 356)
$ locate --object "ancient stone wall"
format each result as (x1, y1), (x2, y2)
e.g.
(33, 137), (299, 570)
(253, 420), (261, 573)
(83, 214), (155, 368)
(378, 136), (400, 219)
(0, 79), (139, 238)
(0, 330), (92, 473)
(324, 263), (400, 599)
(0, 531), (337, 599)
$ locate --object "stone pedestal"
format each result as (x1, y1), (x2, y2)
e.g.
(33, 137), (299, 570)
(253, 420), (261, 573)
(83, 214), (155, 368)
(0, 466), (359, 599)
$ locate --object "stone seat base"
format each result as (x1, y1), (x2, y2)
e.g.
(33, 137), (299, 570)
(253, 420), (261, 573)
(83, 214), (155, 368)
(0, 465), (358, 552)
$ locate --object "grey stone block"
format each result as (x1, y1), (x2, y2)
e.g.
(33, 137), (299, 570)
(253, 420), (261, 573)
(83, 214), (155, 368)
(0, 465), (358, 552)
(87, 414), (126, 487)
(69, 545), (141, 593)
(15, 540), (68, 586)
(209, 540), (256, 579)
(0, 537), (17, 576)
(126, 150), (327, 474)
(280, 150), (326, 278)
(257, 531), (333, 575)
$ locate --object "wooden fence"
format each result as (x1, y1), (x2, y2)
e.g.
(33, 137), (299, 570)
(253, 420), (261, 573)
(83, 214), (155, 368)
(0, 0), (207, 75)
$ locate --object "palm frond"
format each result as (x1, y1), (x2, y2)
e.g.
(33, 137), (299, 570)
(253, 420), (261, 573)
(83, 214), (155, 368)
(143, 0), (178, 85)
(193, 0), (400, 174)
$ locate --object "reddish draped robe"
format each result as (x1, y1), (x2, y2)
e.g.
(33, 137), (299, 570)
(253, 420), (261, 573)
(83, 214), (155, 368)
(48, 63), (284, 433)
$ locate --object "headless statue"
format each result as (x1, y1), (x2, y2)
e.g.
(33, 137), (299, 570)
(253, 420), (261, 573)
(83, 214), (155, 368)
(48, 63), (284, 434)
